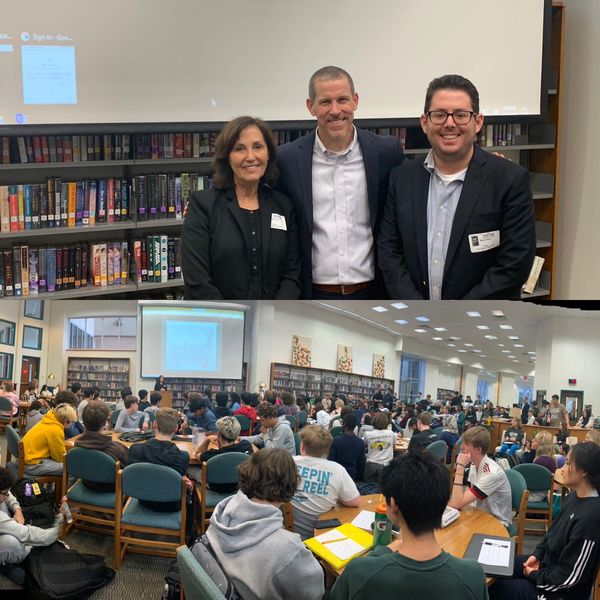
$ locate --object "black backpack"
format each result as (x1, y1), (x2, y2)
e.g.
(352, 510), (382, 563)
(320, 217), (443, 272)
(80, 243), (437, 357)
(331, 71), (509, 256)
(11, 478), (56, 528)
(24, 539), (115, 599)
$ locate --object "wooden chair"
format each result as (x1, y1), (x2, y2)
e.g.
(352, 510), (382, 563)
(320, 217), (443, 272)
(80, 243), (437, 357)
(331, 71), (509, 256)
(62, 448), (121, 565)
(0, 396), (18, 433)
(514, 463), (554, 535)
(195, 452), (250, 534)
(5, 425), (63, 504)
(177, 545), (226, 600)
(281, 502), (295, 532)
(505, 468), (530, 555)
(115, 463), (187, 569)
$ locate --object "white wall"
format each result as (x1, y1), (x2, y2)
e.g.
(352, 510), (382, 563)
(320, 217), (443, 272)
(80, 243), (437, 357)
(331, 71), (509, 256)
(557, 0), (600, 297)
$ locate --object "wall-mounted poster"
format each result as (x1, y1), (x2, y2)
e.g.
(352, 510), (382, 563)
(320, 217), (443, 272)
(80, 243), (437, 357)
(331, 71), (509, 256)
(337, 344), (353, 373)
(372, 354), (385, 378)
(291, 335), (312, 367)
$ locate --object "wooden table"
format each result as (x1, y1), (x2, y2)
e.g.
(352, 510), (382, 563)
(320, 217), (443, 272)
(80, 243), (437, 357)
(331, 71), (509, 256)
(314, 494), (508, 583)
(65, 431), (201, 465)
(394, 437), (410, 453)
(554, 466), (570, 501)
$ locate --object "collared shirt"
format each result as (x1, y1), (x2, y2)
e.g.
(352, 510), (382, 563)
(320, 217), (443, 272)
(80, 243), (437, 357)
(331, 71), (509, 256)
(424, 151), (467, 300)
(311, 127), (373, 285)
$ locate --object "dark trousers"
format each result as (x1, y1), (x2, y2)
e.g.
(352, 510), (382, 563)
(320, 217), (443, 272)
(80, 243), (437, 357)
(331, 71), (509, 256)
(489, 554), (538, 600)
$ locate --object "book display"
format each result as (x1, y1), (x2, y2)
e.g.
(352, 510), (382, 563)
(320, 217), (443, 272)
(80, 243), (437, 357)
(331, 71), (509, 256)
(66, 357), (130, 403)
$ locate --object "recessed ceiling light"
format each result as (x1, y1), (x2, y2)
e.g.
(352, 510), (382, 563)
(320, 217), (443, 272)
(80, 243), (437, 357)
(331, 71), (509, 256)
(502, 350), (511, 353)
(476, 325), (490, 330)
(513, 360), (519, 363)
(466, 311), (481, 317)
(497, 343), (505, 347)
(508, 355), (516, 359)
(395, 319), (409, 325)
(449, 336), (462, 341)
(492, 310), (505, 317)
(499, 325), (513, 330)
(472, 349), (482, 353)
(434, 327), (447, 332)
(508, 336), (519, 340)
(514, 344), (524, 348)
(391, 302), (408, 310)
(527, 351), (536, 355)
(415, 316), (430, 322)
(480, 355), (487, 358)
(464, 343), (474, 347)
(458, 349), (467, 353)
(432, 337), (443, 341)
(371, 306), (388, 312)
(447, 343), (456, 347)
(484, 335), (498, 340)
(414, 328), (427, 333)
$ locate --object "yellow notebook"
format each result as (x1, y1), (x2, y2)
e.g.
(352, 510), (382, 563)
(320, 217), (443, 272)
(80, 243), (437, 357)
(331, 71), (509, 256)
(304, 523), (373, 569)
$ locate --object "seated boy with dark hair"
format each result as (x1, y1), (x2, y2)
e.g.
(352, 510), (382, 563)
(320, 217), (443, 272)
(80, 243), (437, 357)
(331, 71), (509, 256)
(331, 452), (488, 599)
(74, 401), (128, 491)
(144, 392), (162, 415)
(114, 396), (149, 433)
(186, 393), (218, 432)
(128, 407), (191, 511)
(137, 389), (149, 411)
(213, 392), (232, 418)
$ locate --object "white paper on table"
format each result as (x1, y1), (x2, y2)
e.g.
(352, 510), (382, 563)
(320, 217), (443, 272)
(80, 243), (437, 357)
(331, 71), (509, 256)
(324, 538), (366, 561)
(314, 529), (346, 543)
(477, 538), (511, 567)
(351, 510), (375, 531)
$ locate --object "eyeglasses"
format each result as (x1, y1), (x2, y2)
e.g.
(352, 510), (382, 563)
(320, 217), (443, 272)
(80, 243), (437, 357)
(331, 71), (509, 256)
(426, 110), (477, 125)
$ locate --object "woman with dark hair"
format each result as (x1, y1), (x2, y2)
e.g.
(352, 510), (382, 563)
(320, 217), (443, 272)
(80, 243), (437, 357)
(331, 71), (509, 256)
(490, 442), (600, 600)
(154, 375), (167, 392)
(576, 407), (594, 428)
(182, 116), (301, 299)
(203, 448), (324, 600)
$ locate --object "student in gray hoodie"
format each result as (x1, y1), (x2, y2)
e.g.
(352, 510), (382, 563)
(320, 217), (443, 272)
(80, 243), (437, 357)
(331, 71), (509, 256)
(114, 396), (149, 433)
(205, 448), (324, 600)
(0, 467), (63, 584)
(242, 403), (295, 455)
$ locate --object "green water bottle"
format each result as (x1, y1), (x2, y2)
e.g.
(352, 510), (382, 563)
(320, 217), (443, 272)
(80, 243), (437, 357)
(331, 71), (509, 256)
(373, 502), (393, 547)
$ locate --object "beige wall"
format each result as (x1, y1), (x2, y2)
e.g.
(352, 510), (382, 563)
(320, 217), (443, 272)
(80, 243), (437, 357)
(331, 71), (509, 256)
(557, 0), (600, 297)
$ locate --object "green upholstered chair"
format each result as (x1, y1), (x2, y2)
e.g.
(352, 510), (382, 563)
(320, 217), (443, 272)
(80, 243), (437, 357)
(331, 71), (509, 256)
(514, 463), (554, 535)
(196, 452), (249, 534)
(505, 468), (530, 555)
(285, 414), (298, 431)
(425, 439), (448, 462)
(177, 545), (227, 600)
(110, 410), (121, 429)
(294, 432), (301, 456)
(432, 427), (444, 437)
(0, 396), (18, 433)
(234, 414), (252, 436)
(115, 463), (187, 569)
(297, 410), (308, 429)
(331, 426), (343, 438)
(63, 447), (121, 564)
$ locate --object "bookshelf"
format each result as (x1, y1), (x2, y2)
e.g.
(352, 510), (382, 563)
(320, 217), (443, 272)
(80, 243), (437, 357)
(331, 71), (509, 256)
(66, 357), (130, 402)
(165, 363), (247, 410)
(270, 362), (394, 398)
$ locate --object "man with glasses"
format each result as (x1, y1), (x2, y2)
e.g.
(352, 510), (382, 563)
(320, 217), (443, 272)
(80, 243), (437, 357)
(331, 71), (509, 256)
(378, 74), (535, 299)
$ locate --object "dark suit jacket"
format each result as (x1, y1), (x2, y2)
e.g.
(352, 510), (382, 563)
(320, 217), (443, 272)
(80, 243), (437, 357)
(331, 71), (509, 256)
(276, 128), (404, 297)
(378, 145), (536, 299)
(181, 185), (301, 299)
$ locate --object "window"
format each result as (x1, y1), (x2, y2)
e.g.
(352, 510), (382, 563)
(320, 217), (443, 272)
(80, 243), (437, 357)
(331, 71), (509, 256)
(22, 325), (43, 350)
(67, 317), (136, 350)
(0, 320), (16, 346)
(519, 387), (534, 406)
(477, 380), (490, 403)
(0, 352), (13, 379)
(24, 300), (44, 320)
(398, 355), (425, 403)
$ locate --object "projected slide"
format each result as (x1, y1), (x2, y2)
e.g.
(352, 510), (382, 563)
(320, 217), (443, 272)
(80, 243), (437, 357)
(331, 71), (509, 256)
(164, 320), (219, 372)
(22, 44), (77, 105)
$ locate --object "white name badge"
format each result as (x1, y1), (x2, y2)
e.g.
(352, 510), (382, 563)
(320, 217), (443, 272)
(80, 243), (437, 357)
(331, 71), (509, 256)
(270, 213), (287, 231)
(469, 230), (500, 253)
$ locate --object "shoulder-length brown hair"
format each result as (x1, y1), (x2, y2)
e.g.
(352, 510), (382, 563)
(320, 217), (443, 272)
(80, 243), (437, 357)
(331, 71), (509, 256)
(212, 116), (279, 189)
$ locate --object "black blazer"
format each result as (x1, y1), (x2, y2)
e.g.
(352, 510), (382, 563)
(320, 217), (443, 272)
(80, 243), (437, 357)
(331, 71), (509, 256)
(378, 145), (536, 299)
(276, 128), (404, 298)
(181, 186), (301, 299)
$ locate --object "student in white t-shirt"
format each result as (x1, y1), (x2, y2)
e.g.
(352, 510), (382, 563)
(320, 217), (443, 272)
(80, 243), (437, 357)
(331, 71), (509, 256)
(449, 426), (512, 527)
(363, 413), (397, 483)
(291, 425), (360, 540)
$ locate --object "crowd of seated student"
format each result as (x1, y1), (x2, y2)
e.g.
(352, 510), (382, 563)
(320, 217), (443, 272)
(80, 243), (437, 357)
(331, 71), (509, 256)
(407, 411), (440, 452)
(363, 412), (396, 483)
(243, 403), (295, 455)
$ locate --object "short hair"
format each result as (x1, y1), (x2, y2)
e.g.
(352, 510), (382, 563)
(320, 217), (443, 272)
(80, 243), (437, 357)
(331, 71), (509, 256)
(461, 426), (490, 454)
(238, 448), (299, 503)
(552, 394), (559, 401)
(342, 414), (357, 431)
(300, 424), (333, 457)
(82, 387), (94, 399)
(3, 382), (14, 393)
(0, 466), (15, 492)
(417, 411), (432, 426)
(281, 391), (295, 406)
(120, 386), (132, 400)
(215, 392), (229, 407)
(150, 392), (162, 406)
(570, 442), (600, 493)
(373, 412), (389, 430)
(263, 390), (277, 405)
(561, 443), (571, 454)
(217, 416), (241, 442)
(363, 414), (373, 426)
(156, 407), (179, 435)
(55, 390), (78, 407)
(54, 403), (77, 425)
(381, 452), (450, 536)
(212, 116), (278, 189)
(82, 401), (110, 432)
(256, 403), (278, 420)
(124, 395), (139, 410)
(70, 382), (81, 394)
(230, 392), (241, 406)
(30, 399), (42, 411)
(308, 65), (355, 102)
(188, 393), (206, 413)
(335, 399), (345, 410)
(240, 392), (252, 406)
(340, 405), (354, 419)
(249, 393), (259, 408)
(138, 389), (148, 401)
(424, 74), (480, 114)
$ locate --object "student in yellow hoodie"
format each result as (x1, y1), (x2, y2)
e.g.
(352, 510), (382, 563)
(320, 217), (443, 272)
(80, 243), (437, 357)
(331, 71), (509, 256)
(21, 403), (77, 477)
